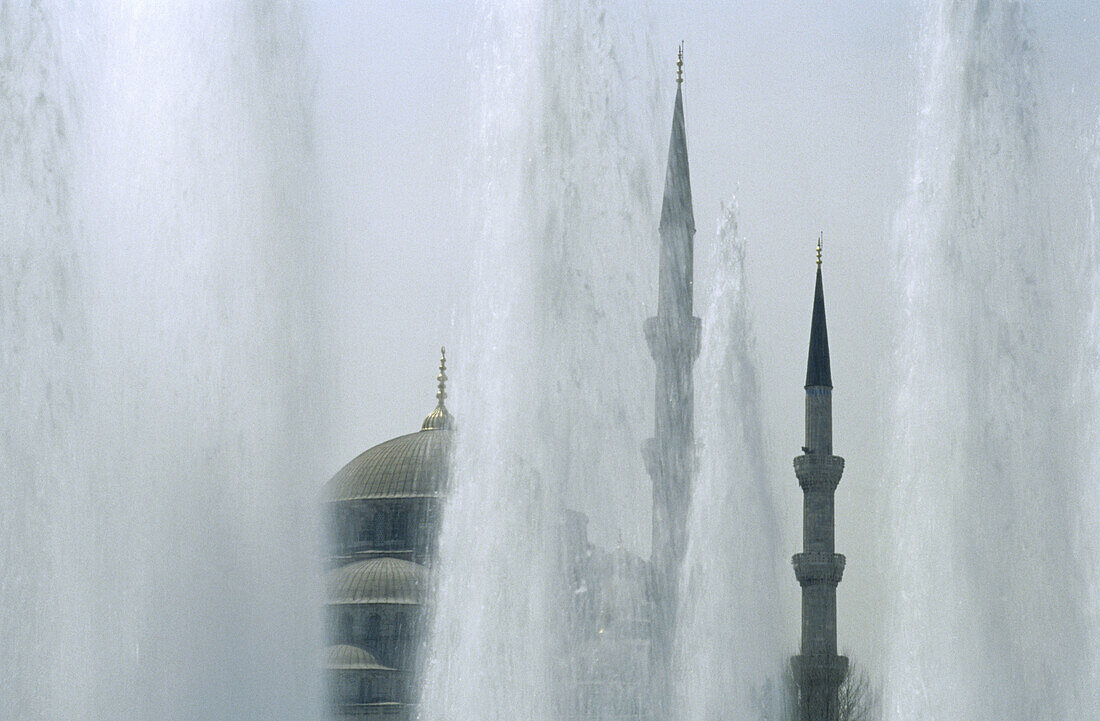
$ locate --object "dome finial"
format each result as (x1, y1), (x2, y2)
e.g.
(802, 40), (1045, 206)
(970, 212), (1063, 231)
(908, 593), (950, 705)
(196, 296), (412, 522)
(816, 232), (823, 267)
(436, 346), (447, 405)
(422, 346), (455, 431)
(676, 42), (684, 85)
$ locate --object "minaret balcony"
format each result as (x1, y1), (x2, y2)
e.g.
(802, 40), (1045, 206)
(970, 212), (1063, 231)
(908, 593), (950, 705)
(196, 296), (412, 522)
(792, 552), (846, 586)
(793, 454), (844, 492)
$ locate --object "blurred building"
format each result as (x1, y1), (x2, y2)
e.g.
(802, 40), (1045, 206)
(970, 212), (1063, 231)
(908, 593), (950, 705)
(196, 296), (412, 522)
(559, 510), (654, 721)
(322, 55), (699, 721)
(320, 353), (454, 721)
(320, 354), (654, 721)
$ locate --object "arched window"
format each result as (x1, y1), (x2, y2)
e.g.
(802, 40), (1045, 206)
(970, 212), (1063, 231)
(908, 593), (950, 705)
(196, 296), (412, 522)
(366, 613), (381, 645)
(394, 612), (409, 665)
(357, 511), (371, 545)
(339, 611), (353, 643)
(373, 509), (386, 545)
(390, 508), (405, 543)
(410, 506), (425, 552)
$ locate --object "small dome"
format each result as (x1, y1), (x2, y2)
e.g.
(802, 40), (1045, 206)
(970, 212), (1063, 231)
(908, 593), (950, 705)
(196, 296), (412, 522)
(323, 429), (452, 502)
(420, 403), (454, 431)
(327, 557), (427, 605)
(324, 644), (393, 671)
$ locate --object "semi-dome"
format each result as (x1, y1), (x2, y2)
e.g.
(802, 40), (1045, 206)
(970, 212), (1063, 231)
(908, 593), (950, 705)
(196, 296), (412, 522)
(324, 644), (393, 671)
(327, 557), (427, 605)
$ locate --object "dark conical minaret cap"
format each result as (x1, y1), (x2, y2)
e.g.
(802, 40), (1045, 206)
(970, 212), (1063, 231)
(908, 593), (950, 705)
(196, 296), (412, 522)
(421, 347), (455, 431)
(660, 43), (694, 236)
(805, 234), (832, 388)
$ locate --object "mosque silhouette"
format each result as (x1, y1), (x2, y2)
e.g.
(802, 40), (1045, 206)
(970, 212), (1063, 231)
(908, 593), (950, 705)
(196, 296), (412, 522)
(320, 55), (848, 721)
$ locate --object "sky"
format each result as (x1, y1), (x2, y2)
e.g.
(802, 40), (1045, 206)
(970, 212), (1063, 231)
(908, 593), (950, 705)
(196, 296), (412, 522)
(304, 0), (1100, 670)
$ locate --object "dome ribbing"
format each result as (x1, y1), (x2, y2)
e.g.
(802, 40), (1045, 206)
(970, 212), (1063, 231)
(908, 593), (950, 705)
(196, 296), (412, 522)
(326, 557), (427, 605)
(323, 429), (452, 502)
(324, 644), (394, 671)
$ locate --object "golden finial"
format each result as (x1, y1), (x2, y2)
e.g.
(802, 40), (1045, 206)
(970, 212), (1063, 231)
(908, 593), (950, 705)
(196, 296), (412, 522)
(676, 42), (684, 85)
(816, 232), (823, 267)
(422, 346), (455, 431)
(436, 346), (447, 405)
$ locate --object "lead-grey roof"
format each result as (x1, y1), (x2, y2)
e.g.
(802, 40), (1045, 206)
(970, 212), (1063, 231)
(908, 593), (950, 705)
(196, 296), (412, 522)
(660, 83), (695, 237)
(323, 428), (453, 502)
(326, 557), (427, 605)
(805, 266), (832, 388)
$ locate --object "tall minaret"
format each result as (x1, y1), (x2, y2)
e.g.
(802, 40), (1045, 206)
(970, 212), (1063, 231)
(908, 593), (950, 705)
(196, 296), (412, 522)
(643, 45), (700, 720)
(792, 239), (848, 721)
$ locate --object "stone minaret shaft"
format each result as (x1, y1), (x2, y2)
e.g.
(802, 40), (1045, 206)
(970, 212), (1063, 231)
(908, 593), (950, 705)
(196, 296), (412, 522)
(643, 54), (700, 721)
(792, 256), (848, 721)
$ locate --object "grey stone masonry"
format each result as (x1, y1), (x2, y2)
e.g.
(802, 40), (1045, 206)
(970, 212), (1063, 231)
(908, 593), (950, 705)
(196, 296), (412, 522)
(793, 264), (848, 721)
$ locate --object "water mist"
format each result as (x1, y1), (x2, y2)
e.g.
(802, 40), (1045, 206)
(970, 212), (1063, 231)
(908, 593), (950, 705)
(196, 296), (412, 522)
(675, 201), (787, 721)
(1, 5), (327, 720)
(417, 2), (662, 719)
(885, 3), (1097, 719)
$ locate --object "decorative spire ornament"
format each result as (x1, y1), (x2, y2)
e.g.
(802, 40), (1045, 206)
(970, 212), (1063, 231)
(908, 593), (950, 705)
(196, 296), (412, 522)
(421, 346), (455, 431)
(436, 347), (447, 406)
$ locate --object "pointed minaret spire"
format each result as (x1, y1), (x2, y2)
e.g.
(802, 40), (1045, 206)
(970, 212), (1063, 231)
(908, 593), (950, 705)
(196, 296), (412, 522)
(421, 347), (455, 431)
(806, 235), (832, 389)
(658, 50), (695, 320)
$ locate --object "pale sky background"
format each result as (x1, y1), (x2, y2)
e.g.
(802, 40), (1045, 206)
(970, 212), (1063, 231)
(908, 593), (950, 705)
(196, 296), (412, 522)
(304, 1), (1100, 669)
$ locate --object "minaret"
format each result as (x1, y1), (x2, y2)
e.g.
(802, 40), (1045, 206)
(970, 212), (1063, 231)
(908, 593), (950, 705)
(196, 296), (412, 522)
(792, 239), (848, 721)
(643, 44), (700, 720)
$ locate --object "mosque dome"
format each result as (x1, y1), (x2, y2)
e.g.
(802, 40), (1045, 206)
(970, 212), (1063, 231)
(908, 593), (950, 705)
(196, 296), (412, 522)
(324, 348), (454, 503)
(326, 557), (427, 605)
(324, 644), (394, 671)
(324, 429), (452, 502)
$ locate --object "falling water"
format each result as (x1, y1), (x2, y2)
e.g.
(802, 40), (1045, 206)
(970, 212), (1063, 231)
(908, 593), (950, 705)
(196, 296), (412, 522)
(886, 2), (1097, 719)
(0, 7), (82, 718)
(0, 4), (327, 720)
(418, 1), (662, 719)
(1084, 112), (1100, 710)
(675, 200), (787, 721)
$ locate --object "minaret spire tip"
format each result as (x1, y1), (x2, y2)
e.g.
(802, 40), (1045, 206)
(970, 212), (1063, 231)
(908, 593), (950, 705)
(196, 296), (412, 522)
(676, 42), (684, 85)
(805, 242), (832, 388)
